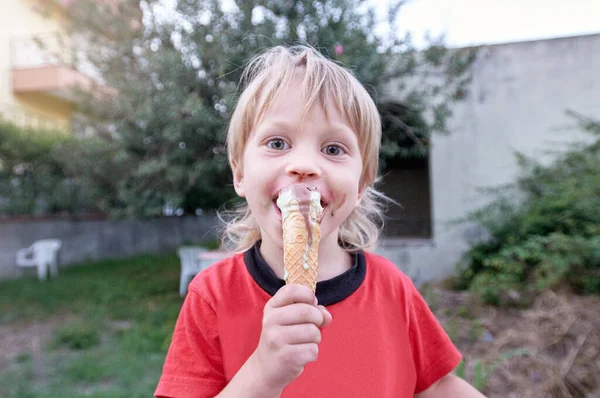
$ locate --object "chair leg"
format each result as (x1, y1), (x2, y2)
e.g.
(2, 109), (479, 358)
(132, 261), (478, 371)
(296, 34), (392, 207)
(49, 262), (59, 278)
(180, 273), (190, 297)
(37, 263), (48, 281)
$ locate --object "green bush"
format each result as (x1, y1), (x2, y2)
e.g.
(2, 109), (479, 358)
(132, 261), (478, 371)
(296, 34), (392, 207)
(0, 119), (99, 216)
(455, 112), (600, 305)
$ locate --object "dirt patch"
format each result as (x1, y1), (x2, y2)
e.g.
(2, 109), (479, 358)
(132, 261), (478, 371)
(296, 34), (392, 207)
(431, 287), (600, 397)
(0, 314), (79, 375)
(3, 288), (598, 397)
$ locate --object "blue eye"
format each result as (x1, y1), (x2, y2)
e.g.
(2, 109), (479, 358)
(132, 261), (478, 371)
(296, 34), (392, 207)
(322, 144), (345, 156)
(267, 138), (289, 150)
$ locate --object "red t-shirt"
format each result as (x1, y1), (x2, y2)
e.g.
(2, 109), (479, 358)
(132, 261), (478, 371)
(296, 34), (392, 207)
(155, 246), (461, 397)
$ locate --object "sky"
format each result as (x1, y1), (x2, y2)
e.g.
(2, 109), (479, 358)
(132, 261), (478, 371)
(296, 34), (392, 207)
(389, 0), (600, 48)
(161, 0), (600, 49)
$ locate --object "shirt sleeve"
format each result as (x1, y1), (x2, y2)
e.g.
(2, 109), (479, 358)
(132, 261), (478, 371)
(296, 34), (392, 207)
(406, 280), (463, 393)
(155, 286), (226, 398)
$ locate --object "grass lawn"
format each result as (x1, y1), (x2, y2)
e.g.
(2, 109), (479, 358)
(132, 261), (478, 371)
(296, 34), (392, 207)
(0, 252), (184, 398)
(3, 252), (599, 397)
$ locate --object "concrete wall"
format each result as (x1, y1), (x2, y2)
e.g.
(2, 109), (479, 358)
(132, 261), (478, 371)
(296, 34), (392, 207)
(0, 215), (220, 281)
(377, 34), (600, 285)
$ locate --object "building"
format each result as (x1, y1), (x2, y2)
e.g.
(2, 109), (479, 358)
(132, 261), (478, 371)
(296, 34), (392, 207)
(377, 33), (600, 285)
(0, 0), (80, 131)
(0, 0), (140, 132)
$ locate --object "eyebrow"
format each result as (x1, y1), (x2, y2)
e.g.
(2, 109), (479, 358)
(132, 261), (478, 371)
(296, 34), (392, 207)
(326, 123), (357, 141)
(256, 120), (296, 133)
(256, 119), (356, 140)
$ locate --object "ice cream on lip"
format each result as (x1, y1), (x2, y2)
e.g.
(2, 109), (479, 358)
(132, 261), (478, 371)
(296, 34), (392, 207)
(321, 177), (348, 218)
(328, 191), (347, 217)
(274, 178), (347, 219)
(276, 184), (322, 243)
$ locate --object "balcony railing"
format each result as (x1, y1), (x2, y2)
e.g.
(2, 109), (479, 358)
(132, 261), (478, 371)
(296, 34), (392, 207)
(0, 103), (68, 131)
(9, 32), (99, 101)
(10, 32), (74, 69)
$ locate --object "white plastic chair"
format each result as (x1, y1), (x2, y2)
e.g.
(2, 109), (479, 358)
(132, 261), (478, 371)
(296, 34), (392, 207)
(177, 247), (230, 296)
(16, 239), (62, 280)
(178, 247), (207, 296)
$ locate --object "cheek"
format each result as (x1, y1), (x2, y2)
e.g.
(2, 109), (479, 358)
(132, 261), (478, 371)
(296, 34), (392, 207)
(344, 165), (363, 196)
(341, 170), (363, 212)
(328, 176), (361, 218)
(241, 166), (276, 210)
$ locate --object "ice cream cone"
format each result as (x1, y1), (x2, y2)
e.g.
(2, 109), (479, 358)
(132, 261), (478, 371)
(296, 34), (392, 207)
(282, 208), (320, 291)
(277, 185), (323, 292)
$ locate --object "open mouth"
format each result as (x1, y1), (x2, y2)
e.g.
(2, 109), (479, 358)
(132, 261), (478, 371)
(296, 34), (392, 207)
(273, 200), (283, 220)
(320, 198), (328, 210)
(272, 197), (328, 221)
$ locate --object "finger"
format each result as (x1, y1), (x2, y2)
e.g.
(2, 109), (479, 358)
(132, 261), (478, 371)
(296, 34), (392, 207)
(269, 284), (316, 309)
(317, 305), (332, 328)
(269, 303), (324, 326)
(284, 343), (319, 366)
(281, 324), (322, 345)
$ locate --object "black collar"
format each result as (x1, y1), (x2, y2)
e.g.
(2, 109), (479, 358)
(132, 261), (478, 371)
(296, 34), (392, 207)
(244, 244), (366, 306)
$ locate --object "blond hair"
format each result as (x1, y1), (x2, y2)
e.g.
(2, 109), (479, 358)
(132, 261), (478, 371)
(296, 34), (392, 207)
(222, 45), (385, 252)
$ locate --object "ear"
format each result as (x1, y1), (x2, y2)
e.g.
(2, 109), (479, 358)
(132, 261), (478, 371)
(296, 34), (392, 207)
(232, 160), (245, 197)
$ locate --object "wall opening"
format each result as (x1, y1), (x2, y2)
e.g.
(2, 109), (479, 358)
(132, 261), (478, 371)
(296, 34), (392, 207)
(377, 101), (432, 239)
(379, 157), (432, 238)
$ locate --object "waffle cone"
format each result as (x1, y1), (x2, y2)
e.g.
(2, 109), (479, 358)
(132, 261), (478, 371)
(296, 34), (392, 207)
(282, 206), (321, 292)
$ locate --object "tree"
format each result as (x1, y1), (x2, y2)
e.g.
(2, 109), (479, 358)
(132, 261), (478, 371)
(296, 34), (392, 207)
(42, 0), (474, 218)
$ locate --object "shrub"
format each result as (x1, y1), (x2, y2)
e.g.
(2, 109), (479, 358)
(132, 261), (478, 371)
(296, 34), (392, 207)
(0, 119), (99, 216)
(455, 113), (600, 305)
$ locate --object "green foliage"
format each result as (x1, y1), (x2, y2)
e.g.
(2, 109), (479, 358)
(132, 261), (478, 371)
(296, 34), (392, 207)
(53, 322), (101, 350)
(455, 349), (528, 392)
(455, 113), (600, 305)
(35, 0), (474, 218)
(0, 119), (99, 216)
(51, 136), (136, 217)
(200, 238), (222, 250)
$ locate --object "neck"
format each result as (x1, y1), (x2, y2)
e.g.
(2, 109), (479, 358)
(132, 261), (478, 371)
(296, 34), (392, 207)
(259, 231), (353, 282)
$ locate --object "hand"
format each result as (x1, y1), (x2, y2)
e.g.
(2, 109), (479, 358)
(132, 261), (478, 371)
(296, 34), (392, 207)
(250, 284), (332, 391)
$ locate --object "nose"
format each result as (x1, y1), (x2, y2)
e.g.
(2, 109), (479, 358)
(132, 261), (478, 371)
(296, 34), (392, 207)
(285, 152), (321, 181)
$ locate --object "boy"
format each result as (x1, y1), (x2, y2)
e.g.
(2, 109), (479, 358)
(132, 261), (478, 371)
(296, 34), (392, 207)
(155, 45), (485, 397)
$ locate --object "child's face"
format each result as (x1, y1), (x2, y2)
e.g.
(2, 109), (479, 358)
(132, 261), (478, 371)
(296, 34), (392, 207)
(233, 79), (364, 252)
